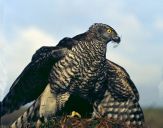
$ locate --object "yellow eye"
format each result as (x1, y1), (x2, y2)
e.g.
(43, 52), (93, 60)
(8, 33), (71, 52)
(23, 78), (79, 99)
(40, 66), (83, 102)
(107, 29), (112, 33)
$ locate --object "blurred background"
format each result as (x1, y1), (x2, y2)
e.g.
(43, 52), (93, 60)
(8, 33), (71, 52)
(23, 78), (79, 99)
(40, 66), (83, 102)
(0, 0), (163, 127)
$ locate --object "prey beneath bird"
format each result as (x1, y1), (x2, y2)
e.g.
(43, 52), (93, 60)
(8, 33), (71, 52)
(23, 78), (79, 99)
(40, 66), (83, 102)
(0, 23), (144, 128)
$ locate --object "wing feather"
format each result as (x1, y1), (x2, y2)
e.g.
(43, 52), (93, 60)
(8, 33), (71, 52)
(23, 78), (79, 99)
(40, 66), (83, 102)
(1, 37), (77, 117)
(107, 60), (139, 101)
(93, 60), (144, 125)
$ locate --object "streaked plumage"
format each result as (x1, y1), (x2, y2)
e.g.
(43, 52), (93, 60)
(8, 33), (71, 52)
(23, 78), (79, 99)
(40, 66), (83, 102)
(0, 23), (144, 128)
(92, 60), (144, 127)
(57, 59), (145, 127)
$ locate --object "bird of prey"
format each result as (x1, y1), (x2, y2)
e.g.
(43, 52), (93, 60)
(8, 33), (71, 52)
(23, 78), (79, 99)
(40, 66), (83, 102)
(0, 23), (144, 128)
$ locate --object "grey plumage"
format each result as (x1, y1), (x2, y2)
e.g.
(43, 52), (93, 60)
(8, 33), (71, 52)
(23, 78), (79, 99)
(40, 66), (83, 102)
(0, 23), (144, 127)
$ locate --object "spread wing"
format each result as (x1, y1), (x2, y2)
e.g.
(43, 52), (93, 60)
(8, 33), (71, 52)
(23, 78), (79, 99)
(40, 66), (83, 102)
(1, 37), (77, 117)
(106, 60), (139, 100)
(93, 60), (144, 125)
(56, 59), (141, 119)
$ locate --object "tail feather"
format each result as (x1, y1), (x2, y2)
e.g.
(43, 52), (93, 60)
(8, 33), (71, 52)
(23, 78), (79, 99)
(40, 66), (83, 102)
(10, 97), (41, 128)
(93, 91), (144, 127)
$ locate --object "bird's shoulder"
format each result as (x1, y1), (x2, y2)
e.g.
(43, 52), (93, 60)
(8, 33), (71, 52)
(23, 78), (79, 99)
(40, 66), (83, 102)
(57, 37), (78, 49)
(31, 46), (59, 62)
(32, 33), (89, 62)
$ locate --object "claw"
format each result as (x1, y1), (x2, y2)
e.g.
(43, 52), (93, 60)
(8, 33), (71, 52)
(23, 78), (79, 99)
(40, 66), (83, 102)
(67, 111), (81, 118)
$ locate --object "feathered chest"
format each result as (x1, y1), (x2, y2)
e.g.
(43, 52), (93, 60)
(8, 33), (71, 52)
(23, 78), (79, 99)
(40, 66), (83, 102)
(70, 41), (106, 79)
(49, 41), (107, 94)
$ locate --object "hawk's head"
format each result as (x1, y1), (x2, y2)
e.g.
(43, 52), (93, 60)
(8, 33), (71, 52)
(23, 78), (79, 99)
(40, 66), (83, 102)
(89, 23), (120, 44)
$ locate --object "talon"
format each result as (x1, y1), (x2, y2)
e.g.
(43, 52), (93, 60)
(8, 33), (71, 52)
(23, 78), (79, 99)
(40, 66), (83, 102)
(68, 111), (81, 118)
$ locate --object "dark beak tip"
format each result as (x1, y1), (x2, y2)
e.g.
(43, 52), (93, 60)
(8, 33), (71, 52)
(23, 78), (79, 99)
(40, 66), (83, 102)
(113, 36), (121, 43)
(117, 37), (121, 43)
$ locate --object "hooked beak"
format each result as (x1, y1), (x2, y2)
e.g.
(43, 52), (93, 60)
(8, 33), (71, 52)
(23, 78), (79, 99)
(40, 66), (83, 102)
(112, 36), (121, 44)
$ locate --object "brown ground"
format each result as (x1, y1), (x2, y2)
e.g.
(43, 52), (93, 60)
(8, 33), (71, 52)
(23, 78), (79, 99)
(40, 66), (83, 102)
(1, 108), (162, 128)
